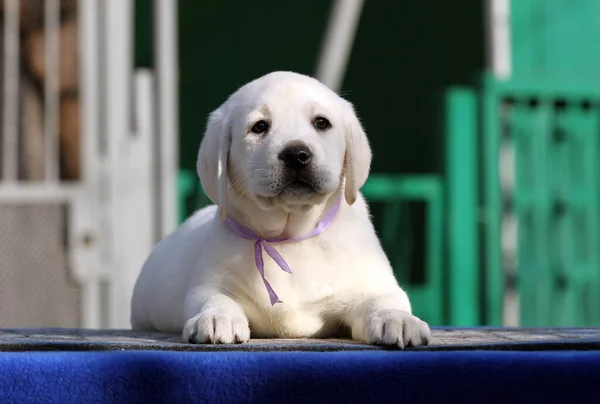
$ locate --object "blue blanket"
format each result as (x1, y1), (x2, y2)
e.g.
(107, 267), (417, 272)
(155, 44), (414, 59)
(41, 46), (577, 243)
(1, 328), (600, 403)
(1, 350), (600, 403)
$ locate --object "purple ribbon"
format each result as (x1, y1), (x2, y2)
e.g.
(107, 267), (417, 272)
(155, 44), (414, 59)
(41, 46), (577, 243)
(223, 195), (342, 305)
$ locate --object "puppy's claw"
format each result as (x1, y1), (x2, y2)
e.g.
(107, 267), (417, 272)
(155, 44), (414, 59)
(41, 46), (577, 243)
(365, 309), (431, 349)
(183, 312), (250, 344)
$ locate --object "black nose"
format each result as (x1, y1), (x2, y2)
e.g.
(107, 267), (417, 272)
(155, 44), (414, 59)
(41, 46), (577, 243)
(278, 144), (313, 170)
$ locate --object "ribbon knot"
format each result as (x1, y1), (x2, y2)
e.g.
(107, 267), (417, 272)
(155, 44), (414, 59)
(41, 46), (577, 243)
(223, 195), (342, 305)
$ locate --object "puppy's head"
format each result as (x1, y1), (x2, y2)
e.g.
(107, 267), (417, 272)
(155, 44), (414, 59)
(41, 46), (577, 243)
(197, 71), (371, 219)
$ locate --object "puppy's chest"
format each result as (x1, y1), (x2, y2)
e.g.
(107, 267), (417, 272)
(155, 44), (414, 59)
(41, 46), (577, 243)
(227, 239), (341, 299)
(222, 240), (346, 337)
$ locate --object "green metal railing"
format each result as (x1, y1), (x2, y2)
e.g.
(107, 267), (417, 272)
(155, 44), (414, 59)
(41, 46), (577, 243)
(361, 175), (444, 325)
(445, 89), (479, 326)
(482, 76), (600, 327)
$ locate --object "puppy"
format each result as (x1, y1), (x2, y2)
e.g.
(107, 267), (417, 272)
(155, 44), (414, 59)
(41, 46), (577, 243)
(130, 71), (431, 348)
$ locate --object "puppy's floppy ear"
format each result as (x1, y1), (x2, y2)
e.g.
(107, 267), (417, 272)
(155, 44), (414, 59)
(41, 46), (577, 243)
(197, 106), (231, 220)
(342, 101), (372, 205)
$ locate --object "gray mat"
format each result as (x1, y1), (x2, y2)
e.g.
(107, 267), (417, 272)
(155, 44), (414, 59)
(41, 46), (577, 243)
(1, 327), (600, 352)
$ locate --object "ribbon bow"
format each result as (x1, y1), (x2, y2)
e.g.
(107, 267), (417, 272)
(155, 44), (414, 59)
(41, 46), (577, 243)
(223, 195), (342, 305)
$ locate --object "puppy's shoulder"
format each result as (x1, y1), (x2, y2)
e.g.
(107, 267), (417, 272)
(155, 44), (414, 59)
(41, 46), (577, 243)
(151, 204), (225, 261)
(181, 204), (220, 232)
(323, 192), (388, 259)
(335, 193), (374, 231)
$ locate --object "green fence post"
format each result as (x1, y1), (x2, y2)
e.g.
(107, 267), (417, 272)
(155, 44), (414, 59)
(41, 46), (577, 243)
(362, 176), (444, 325)
(446, 88), (480, 326)
(177, 170), (196, 224)
(481, 77), (503, 326)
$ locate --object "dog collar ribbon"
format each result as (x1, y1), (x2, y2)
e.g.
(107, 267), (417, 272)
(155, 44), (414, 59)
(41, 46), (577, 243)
(223, 195), (342, 305)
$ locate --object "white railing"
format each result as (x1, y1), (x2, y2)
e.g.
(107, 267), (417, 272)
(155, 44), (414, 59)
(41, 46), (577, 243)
(44, 0), (61, 182)
(154, 0), (179, 241)
(315, 0), (365, 92)
(2, 0), (21, 183)
(1, 0), (62, 185)
(0, 0), (178, 329)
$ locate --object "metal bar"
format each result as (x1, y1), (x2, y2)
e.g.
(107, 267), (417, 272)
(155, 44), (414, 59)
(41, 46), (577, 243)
(530, 103), (553, 326)
(2, 0), (20, 182)
(68, 0), (103, 330)
(500, 105), (518, 327)
(587, 108), (600, 324)
(79, 278), (101, 328)
(446, 88), (480, 326)
(361, 175), (442, 200)
(495, 81), (600, 98)
(427, 181), (444, 325)
(79, 0), (100, 181)
(483, 81), (504, 326)
(121, 69), (157, 306)
(314, 0), (365, 91)
(486, 0), (512, 79)
(0, 183), (80, 203)
(177, 170), (196, 224)
(513, 103), (535, 326)
(44, 0), (61, 182)
(105, 0), (133, 329)
(154, 0), (179, 239)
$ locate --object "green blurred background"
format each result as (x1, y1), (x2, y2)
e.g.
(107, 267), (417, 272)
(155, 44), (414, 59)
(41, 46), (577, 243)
(135, 0), (600, 328)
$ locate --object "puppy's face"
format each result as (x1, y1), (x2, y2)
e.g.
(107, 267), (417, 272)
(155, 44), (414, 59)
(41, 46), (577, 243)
(198, 72), (371, 216)
(227, 79), (346, 208)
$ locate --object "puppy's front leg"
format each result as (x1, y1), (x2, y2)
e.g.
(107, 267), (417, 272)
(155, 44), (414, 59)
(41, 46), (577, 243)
(345, 293), (431, 349)
(183, 289), (250, 344)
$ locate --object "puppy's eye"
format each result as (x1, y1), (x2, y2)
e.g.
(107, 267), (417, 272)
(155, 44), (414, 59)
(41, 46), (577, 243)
(313, 117), (331, 131)
(251, 120), (270, 134)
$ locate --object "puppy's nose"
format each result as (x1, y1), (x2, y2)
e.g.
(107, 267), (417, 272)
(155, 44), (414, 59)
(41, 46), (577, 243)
(278, 144), (313, 170)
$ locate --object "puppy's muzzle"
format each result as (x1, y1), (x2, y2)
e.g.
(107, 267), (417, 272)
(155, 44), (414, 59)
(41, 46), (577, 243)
(275, 142), (323, 199)
(278, 144), (313, 171)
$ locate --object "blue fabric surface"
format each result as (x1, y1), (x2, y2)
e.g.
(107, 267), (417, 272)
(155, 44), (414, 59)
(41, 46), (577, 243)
(1, 350), (599, 404)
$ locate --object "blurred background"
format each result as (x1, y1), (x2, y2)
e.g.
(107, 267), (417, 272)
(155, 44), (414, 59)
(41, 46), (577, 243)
(0, 0), (598, 330)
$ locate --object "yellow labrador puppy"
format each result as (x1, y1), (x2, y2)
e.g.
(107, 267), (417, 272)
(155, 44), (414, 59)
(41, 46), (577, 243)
(131, 71), (430, 348)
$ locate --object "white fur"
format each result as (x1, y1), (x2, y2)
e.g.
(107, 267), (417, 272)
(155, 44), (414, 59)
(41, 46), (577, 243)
(130, 71), (430, 348)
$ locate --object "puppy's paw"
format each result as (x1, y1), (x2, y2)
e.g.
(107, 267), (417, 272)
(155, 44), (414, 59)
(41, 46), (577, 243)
(365, 309), (430, 349)
(183, 311), (251, 344)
